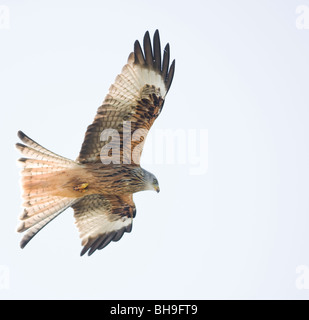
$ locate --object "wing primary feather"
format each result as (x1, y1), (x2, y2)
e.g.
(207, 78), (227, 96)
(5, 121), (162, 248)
(134, 40), (145, 65)
(162, 43), (170, 82)
(112, 228), (126, 242)
(126, 222), (133, 233)
(97, 232), (117, 251)
(143, 31), (153, 66)
(88, 235), (106, 256)
(87, 232), (118, 256)
(166, 59), (176, 93)
(153, 29), (161, 71)
(80, 238), (97, 256)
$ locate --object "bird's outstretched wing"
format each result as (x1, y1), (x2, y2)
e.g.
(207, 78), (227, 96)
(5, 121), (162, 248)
(77, 30), (175, 165)
(72, 194), (136, 256)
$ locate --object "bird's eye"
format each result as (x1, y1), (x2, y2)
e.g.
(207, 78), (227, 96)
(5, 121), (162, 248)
(153, 178), (158, 185)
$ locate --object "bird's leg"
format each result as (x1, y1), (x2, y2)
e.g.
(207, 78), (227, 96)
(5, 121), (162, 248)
(73, 183), (89, 192)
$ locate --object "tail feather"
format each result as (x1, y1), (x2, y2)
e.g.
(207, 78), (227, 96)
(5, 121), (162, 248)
(18, 158), (72, 169)
(22, 195), (65, 209)
(16, 143), (73, 165)
(19, 214), (58, 249)
(19, 196), (70, 220)
(23, 195), (54, 207)
(17, 131), (73, 163)
(19, 204), (76, 249)
(17, 197), (76, 232)
(16, 131), (78, 249)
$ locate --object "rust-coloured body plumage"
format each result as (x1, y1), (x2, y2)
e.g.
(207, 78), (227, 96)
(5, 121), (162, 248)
(58, 163), (155, 198)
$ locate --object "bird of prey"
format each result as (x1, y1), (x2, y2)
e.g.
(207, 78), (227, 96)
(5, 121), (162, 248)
(16, 30), (175, 256)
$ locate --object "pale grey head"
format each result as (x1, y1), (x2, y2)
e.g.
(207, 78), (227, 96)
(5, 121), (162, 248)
(129, 167), (160, 193)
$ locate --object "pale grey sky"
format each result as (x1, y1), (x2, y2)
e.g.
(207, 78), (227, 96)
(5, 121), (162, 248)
(1, 0), (309, 299)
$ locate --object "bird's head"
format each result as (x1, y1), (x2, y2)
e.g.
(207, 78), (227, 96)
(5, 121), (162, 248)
(151, 177), (160, 193)
(143, 169), (160, 193)
(132, 168), (160, 193)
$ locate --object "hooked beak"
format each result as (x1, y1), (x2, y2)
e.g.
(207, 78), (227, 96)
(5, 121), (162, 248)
(155, 186), (160, 193)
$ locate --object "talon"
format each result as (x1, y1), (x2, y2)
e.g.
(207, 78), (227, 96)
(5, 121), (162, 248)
(73, 183), (89, 192)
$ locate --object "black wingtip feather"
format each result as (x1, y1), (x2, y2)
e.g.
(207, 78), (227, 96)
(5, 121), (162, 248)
(80, 238), (96, 256)
(133, 31), (175, 93)
(97, 232), (117, 251)
(20, 239), (27, 249)
(15, 142), (26, 151)
(134, 40), (145, 65)
(143, 31), (153, 66)
(112, 228), (125, 242)
(153, 30), (161, 71)
(17, 130), (26, 141)
(88, 236), (106, 256)
(166, 59), (175, 93)
(80, 224), (133, 256)
(161, 43), (170, 82)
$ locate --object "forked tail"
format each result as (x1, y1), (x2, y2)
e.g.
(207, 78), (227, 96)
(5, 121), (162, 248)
(16, 131), (78, 248)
